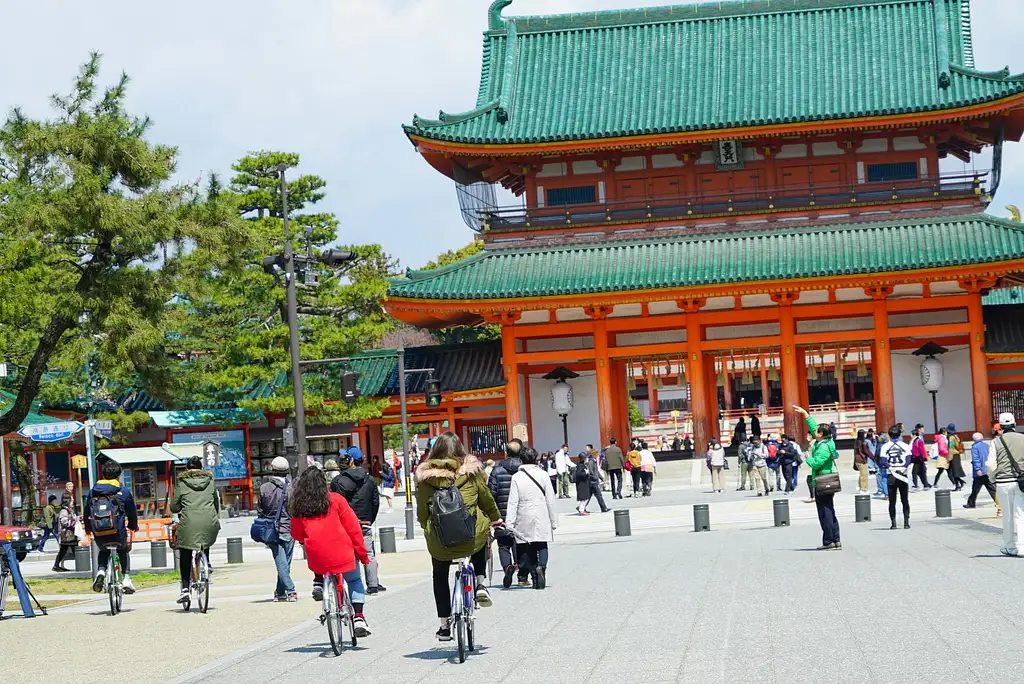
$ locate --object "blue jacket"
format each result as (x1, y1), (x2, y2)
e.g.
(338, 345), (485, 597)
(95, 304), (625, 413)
(84, 481), (139, 542)
(971, 441), (990, 476)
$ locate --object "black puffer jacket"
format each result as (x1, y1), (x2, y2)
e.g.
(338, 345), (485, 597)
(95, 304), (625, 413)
(330, 467), (380, 524)
(486, 457), (521, 518)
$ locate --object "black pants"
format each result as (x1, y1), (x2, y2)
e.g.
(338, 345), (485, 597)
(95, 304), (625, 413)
(180, 548), (210, 589)
(589, 483), (610, 511)
(912, 461), (929, 488)
(806, 474), (815, 499)
(631, 469), (641, 494)
(781, 464), (794, 492)
(517, 541), (549, 574)
(815, 493), (840, 546)
(97, 545), (131, 574)
(640, 471), (654, 496)
(432, 545), (488, 618)
(967, 474), (998, 507)
(888, 475), (910, 524)
(54, 543), (75, 567)
(933, 467), (955, 488)
(608, 469), (623, 498)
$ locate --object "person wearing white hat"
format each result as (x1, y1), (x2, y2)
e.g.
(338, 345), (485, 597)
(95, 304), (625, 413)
(257, 456), (296, 600)
(992, 413), (1024, 557)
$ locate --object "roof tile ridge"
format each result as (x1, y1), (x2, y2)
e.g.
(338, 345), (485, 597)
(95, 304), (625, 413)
(397, 250), (492, 281)
(949, 64), (1024, 82)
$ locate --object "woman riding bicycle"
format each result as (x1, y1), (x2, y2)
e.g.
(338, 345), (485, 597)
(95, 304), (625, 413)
(415, 431), (502, 642)
(171, 455), (221, 604)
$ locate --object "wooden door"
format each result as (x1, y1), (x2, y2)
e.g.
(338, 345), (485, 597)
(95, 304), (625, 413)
(778, 166), (810, 189)
(810, 163), (842, 191)
(616, 178), (646, 207)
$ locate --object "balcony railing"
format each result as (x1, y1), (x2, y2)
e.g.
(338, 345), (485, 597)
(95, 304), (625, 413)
(478, 171), (988, 233)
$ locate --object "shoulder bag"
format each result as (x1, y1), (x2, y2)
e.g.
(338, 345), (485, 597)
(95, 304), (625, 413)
(997, 435), (1024, 493)
(250, 483), (288, 545)
(815, 472), (842, 497)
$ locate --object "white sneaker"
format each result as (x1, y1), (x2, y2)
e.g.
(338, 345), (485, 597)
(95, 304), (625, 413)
(999, 547), (1019, 557)
(177, 589), (190, 604)
(122, 574), (136, 595)
(353, 615), (371, 637)
(476, 585), (493, 607)
(92, 570), (106, 593)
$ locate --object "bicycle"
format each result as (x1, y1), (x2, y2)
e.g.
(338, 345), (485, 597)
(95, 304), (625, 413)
(102, 545), (124, 616)
(320, 573), (356, 656)
(179, 550), (211, 614)
(450, 556), (478, 664)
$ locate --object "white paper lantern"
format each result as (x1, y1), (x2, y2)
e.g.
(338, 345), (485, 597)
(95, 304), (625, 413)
(551, 380), (574, 416)
(920, 356), (944, 392)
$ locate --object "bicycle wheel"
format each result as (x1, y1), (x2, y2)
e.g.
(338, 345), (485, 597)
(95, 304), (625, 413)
(456, 614), (467, 663)
(465, 571), (475, 652)
(106, 556), (118, 616)
(196, 554), (210, 614)
(343, 588), (357, 648)
(325, 576), (344, 656)
(486, 540), (493, 587)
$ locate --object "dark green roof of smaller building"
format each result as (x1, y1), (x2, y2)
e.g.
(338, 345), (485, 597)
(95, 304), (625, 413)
(407, 0), (1024, 146)
(984, 304), (1024, 353)
(351, 342), (503, 396)
(983, 286), (1024, 306)
(389, 214), (1024, 301)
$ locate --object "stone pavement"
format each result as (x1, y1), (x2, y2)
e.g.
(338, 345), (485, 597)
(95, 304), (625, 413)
(168, 515), (1024, 684)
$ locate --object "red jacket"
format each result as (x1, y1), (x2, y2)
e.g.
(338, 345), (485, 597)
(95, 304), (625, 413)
(291, 493), (369, 575)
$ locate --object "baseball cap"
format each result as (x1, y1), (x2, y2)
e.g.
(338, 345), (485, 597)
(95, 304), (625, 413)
(347, 445), (365, 463)
(999, 412), (1016, 428)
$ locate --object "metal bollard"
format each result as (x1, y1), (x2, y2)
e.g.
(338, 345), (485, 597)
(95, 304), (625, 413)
(935, 489), (952, 518)
(855, 494), (872, 522)
(379, 527), (397, 554)
(74, 544), (91, 572)
(613, 509), (632, 537)
(174, 548), (180, 572)
(150, 540), (168, 568)
(773, 499), (790, 527)
(90, 542), (100, 580)
(693, 503), (711, 532)
(226, 537), (244, 564)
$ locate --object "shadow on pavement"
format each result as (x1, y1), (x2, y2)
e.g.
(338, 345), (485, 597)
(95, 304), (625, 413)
(405, 645), (489, 662)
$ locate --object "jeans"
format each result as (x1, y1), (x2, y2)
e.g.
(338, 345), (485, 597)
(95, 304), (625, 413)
(815, 493), (840, 546)
(791, 465), (800, 490)
(640, 471), (654, 496)
(269, 538), (295, 597)
(888, 475), (910, 524)
(877, 467), (889, 497)
(608, 469), (623, 498)
(339, 567), (367, 606)
(517, 541), (549, 574)
(432, 545), (488, 618)
(631, 469), (641, 495)
(997, 482), (1024, 554)
(38, 526), (56, 553)
(97, 544), (131, 574)
(557, 472), (571, 498)
(967, 474), (998, 507)
(179, 548), (210, 589)
(496, 534), (526, 580)
(360, 526), (380, 589)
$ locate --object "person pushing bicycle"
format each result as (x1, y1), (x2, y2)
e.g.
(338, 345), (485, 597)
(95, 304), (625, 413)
(171, 455), (221, 604)
(84, 459), (139, 594)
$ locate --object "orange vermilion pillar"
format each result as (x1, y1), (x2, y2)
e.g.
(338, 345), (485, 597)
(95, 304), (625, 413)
(497, 314), (523, 436)
(773, 292), (802, 440)
(587, 306), (615, 447)
(964, 283), (993, 432)
(868, 286), (896, 431)
(681, 299), (709, 451)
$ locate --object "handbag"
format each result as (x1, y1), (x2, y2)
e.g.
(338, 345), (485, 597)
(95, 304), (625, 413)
(814, 472), (842, 497)
(996, 435), (1024, 493)
(250, 482), (288, 545)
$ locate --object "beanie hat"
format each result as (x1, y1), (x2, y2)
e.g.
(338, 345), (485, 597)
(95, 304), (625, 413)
(271, 456), (290, 472)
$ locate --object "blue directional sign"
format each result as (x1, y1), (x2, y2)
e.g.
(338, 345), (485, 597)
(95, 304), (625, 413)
(17, 421), (85, 443)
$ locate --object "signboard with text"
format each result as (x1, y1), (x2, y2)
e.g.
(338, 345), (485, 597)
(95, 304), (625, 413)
(171, 430), (246, 480)
(17, 421), (84, 443)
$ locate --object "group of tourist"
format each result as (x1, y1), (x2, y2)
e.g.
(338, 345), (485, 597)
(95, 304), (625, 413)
(729, 432), (804, 496)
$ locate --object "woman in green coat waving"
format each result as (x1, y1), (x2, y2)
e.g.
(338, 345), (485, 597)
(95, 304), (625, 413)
(794, 406), (841, 550)
(171, 456), (221, 603)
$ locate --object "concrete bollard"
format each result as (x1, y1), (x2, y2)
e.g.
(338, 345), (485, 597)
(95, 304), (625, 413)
(90, 542), (100, 580)
(613, 509), (632, 537)
(174, 548), (180, 572)
(773, 499), (790, 527)
(150, 540), (168, 568)
(74, 544), (91, 572)
(935, 489), (952, 518)
(693, 504), (710, 532)
(379, 527), (397, 554)
(226, 537), (244, 564)
(855, 494), (872, 522)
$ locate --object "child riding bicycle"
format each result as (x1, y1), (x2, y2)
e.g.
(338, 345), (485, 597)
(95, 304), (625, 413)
(84, 458), (139, 594)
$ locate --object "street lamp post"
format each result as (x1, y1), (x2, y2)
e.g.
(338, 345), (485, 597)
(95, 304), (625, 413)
(279, 165), (309, 475)
(396, 346), (436, 541)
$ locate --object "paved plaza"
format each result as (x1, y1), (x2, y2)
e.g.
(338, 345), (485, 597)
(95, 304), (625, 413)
(4, 456), (1021, 684)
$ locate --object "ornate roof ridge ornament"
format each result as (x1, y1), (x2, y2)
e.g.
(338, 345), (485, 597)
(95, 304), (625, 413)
(489, 0), (513, 31)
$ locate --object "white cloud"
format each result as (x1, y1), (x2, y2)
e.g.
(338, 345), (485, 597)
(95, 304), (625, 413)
(2, 0), (1022, 268)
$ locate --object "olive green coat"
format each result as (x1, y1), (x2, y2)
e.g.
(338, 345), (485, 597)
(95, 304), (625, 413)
(415, 454), (501, 561)
(170, 469), (221, 550)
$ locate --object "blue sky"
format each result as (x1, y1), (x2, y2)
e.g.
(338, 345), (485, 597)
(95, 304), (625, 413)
(2, 0), (1022, 270)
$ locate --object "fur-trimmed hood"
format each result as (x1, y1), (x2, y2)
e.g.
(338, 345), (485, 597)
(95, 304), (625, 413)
(415, 454), (483, 486)
(179, 469), (214, 491)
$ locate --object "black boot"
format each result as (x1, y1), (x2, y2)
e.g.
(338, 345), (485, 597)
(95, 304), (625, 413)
(536, 567), (546, 590)
(889, 519), (897, 530)
(904, 518), (910, 529)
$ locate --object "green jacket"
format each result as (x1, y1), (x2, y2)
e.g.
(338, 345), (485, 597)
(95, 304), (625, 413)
(42, 503), (58, 528)
(170, 469), (221, 551)
(415, 454), (501, 561)
(804, 417), (838, 489)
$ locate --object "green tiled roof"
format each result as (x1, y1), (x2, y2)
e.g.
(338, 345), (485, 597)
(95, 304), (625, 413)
(983, 286), (1024, 306)
(389, 214), (1024, 301)
(350, 343), (504, 395)
(407, 0), (1024, 145)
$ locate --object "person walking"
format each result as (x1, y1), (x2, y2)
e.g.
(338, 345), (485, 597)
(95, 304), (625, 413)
(965, 432), (999, 510)
(789, 436), (804, 493)
(51, 495), (78, 572)
(506, 446), (557, 589)
(910, 425), (931, 490)
(874, 433), (890, 500)
(794, 406), (841, 550)
(747, 436), (770, 497)
(778, 436), (797, 495)
(854, 430), (871, 494)
(765, 435), (782, 492)
(379, 453), (396, 513)
(992, 413), (1024, 557)
(880, 426), (913, 529)
(37, 495), (59, 554)
(604, 438), (625, 500)
(750, 413), (762, 439)
(171, 455), (221, 604)
(415, 431), (502, 641)
(932, 426), (954, 488)
(573, 453), (593, 515)
(330, 446), (387, 596)
(639, 442), (657, 497)
(734, 417), (747, 447)
(737, 436), (755, 491)
(627, 442), (642, 497)
(258, 456), (296, 602)
(487, 439), (528, 588)
(708, 439), (726, 493)
(554, 445), (572, 499)
(947, 424), (967, 491)
(586, 449), (612, 509)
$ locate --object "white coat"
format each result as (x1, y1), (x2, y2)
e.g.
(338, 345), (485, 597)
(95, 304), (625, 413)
(506, 464), (557, 543)
(554, 448), (571, 475)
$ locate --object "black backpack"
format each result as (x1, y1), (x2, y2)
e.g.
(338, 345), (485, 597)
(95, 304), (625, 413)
(430, 484), (476, 548)
(90, 492), (123, 539)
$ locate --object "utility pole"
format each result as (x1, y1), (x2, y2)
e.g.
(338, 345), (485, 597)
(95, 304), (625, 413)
(398, 346), (412, 539)
(280, 165), (308, 474)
